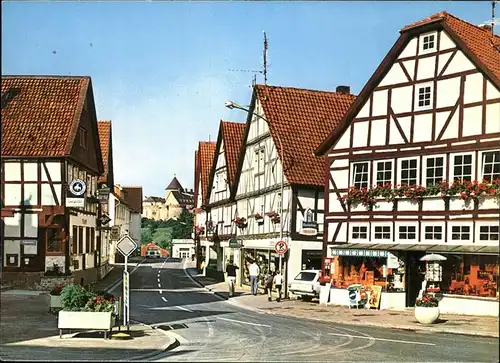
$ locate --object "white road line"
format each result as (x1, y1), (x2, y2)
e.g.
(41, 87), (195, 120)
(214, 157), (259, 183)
(327, 332), (436, 346)
(217, 317), (271, 328)
(158, 283), (161, 288)
(161, 297), (168, 302)
(176, 305), (193, 312)
(159, 290), (162, 294)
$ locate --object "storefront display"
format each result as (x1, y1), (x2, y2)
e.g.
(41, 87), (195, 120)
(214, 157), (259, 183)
(242, 248), (279, 287)
(440, 254), (498, 298)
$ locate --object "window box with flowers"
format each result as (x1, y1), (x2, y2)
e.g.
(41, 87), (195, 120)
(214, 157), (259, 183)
(254, 213), (264, 225)
(414, 294), (440, 324)
(265, 211), (280, 224)
(58, 284), (118, 338)
(233, 217), (247, 229)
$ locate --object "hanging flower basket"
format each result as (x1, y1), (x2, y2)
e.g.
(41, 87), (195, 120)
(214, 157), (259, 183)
(266, 211), (280, 224)
(254, 213), (264, 225)
(233, 217), (247, 229)
(194, 226), (205, 235)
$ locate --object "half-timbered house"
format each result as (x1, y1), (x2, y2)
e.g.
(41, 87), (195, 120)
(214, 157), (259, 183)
(1, 75), (105, 288)
(204, 120), (245, 280)
(229, 84), (355, 291)
(193, 141), (216, 268)
(315, 12), (500, 315)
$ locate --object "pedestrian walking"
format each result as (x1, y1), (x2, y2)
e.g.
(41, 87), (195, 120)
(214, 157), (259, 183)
(249, 260), (260, 295)
(265, 272), (274, 302)
(273, 270), (284, 302)
(226, 259), (239, 297)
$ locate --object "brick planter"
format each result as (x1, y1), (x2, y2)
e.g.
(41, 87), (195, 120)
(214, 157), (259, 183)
(36, 275), (75, 292)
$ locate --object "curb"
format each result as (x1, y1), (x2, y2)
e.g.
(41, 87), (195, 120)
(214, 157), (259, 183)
(0, 285), (13, 292)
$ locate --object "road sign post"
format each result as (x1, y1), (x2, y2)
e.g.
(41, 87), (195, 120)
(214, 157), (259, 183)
(116, 235), (138, 331)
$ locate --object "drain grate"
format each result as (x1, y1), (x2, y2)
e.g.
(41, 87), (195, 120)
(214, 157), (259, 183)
(157, 323), (188, 331)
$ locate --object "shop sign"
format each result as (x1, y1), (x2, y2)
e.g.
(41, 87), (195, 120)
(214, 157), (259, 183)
(97, 187), (111, 203)
(228, 238), (242, 249)
(330, 248), (388, 257)
(300, 209), (318, 236)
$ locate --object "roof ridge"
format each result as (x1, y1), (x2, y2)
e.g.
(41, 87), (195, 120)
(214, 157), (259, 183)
(255, 83), (356, 96)
(2, 75), (91, 80)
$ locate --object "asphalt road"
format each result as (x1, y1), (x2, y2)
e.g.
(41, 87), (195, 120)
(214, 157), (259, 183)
(121, 258), (499, 362)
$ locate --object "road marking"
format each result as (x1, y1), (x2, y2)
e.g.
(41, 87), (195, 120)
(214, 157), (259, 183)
(176, 305), (193, 312)
(327, 332), (436, 346)
(158, 283), (161, 288)
(162, 297), (168, 302)
(157, 278), (160, 282)
(159, 290), (162, 294)
(106, 258), (146, 293)
(217, 317), (271, 328)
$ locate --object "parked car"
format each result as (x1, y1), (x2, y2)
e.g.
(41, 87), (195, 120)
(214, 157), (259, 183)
(288, 270), (321, 302)
(146, 250), (161, 259)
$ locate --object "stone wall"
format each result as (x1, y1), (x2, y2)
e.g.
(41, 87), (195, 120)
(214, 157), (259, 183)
(2, 272), (44, 289)
(72, 267), (99, 288)
(34, 275), (75, 292)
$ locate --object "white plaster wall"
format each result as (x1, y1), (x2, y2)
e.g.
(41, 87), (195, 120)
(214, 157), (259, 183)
(485, 103), (500, 134)
(129, 213), (141, 243)
(372, 90), (388, 117)
(370, 120), (386, 146)
(439, 296), (499, 316)
(486, 80), (500, 99)
(4, 184), (21, 206)
(436, 77), (460, 108)
(329, 195), (344, 213)
(357, 102), (370, 118)
(41, 162), (61, 182)
(332, 125), (351, 151)
(462, 106), (483, 137)
(378, 63), (407, 87)
(24, 163), (37, 181)
(443, 51), (475, 75)
(463, 73), (483, 104)
(416, 57), (435, 80)
(413, 113), (433, 143)
(4, 162), (21, 181)
(439, 31), (455, 51)
(352, 122), (369, 148)
(398, 38), (417, 59)
(391, 86), (413, 114)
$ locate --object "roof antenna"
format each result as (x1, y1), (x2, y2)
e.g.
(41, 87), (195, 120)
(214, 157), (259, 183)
(481, 1), (499, 35)
(263, 31), (268, 85)
(208, 134), (211, 142)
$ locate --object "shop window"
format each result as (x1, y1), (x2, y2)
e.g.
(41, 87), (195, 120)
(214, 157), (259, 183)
(425, 156), (444, 187)
(453, 154), (473, 181)
(400, 158), (418, 186)
(425, 226), (442, 240)
(452, 226), (470, 240)
(375, 161), (392, 186)
(479, 225), (499, 241)
(46, 228), (64, 254)
(352, 226), (368, 239)
(374, 226), (391, 240)
(399, 226), (416, 240)
(78, 227), (84, 253)
(352, 162), (369, 189)
(481, 151), (500, 182)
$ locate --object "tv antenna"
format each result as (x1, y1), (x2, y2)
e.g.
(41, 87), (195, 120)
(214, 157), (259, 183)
(229, 31), (269, 86)
(480, 1), (499, 35)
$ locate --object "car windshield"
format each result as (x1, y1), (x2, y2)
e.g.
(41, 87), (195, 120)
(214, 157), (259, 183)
(293, 272), (317, 281)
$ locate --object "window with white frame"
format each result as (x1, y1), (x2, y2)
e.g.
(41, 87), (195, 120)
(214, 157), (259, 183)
(374, 226), (391, 240)
(451, 226), (470, 240)
(479, 225), (499, 241)
(417, 86), (432, 108)
(481, 151), (500, 182)
(425, 156), (444, 187)
(422, 34), (435, 51)
(277, 193), (282, 213)
(400, 158), (418, 186)
(352, 162), (369, 189)
(453, 154), (473, 181)
(399, 226), (416, 240)
(424, 226), (443, 240)
(375, 161), (392, 186)
(352, 226), (368, 239)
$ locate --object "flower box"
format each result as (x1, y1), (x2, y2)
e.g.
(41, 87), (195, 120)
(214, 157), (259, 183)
(478, 196), (499, 210)
(397, 198), (419, 211)
(421, 197), (445, 212)
(415, 306), (440, 324)
(350, 203), (366, 212)
(449, 196), (474, 211)
(58, 311), (115, 338)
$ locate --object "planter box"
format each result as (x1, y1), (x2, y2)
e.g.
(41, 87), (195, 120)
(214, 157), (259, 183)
(422, 197), (445, 212)
(49, 295), (62, 312)
(58, 311), (115, 338)
(449, 197), (474, 211)
(478, 196), (499, 210)
(350, 203), (366, 212)
(373, 199), (393, 212)
(415, 306), (440, 324)
(397, 198), (419, 211)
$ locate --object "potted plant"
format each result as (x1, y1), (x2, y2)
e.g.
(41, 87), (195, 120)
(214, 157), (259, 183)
(254, 213), (264, 225)
(58, 284), (117, 338)
(414, 293), (440, 324)
(49, 285), (64, 312)
(232, 217), (247, 229)
(265, 211), (280, 224)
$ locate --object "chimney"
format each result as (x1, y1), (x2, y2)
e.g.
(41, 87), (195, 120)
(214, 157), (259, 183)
(478, 24), (492, 32)
(336, 85), (350, 94)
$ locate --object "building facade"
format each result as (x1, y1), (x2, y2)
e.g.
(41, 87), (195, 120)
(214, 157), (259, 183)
(316, 12), (499, 315)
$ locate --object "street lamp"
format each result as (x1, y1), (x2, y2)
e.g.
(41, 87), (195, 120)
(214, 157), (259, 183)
(225, 100), (285, 274)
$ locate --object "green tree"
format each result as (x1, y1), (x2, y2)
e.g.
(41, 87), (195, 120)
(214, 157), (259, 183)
(152, 227), (173, 250)
(172, 210), (194, 239)
(141, 228), (153, 244)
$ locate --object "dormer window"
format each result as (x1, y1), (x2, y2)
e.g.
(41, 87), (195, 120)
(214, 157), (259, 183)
(79, 127), (87, 149)
(422, 34), (435, 51)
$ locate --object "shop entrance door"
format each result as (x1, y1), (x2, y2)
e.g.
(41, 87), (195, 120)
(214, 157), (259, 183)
(405, 251), (426, 307)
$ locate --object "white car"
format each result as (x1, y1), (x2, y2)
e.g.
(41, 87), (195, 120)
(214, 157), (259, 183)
(288, 270), (321, 301)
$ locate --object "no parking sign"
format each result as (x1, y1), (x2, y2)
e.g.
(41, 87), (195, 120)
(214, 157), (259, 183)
(274, 240), (288, 255)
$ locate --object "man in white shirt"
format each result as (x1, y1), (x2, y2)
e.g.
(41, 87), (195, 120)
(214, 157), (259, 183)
(249, 261), (260, 295)
(273, 270), (284, 302)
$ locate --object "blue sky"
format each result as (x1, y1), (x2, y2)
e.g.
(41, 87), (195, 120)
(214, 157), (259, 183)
(2, 1), (494, 197)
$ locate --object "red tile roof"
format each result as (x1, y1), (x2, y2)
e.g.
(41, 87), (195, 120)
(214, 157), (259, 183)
(253, 85), (356, 187)
(97, 120), (111, 184)
(1, 76), (89, 157)
(221, 121), (246, 190)
(198, 141), (216, 205)
(316, 12), (500, 155)
(401, 11), (500, 82)
(121, 186), (143, 214)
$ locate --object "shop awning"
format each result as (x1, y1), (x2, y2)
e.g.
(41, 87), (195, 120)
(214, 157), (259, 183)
(330, 248), (388, 257)
(331, 243), (499, 255)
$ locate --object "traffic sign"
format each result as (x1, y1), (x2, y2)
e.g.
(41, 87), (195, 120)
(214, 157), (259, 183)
(110, 226), (121, 240)
(275, 240), (288, 255)
(116, 235), (138, 257)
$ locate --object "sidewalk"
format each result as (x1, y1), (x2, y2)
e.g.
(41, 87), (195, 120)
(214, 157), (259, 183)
(0, 260), (176, 361)
(185, 262), (499, 338)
